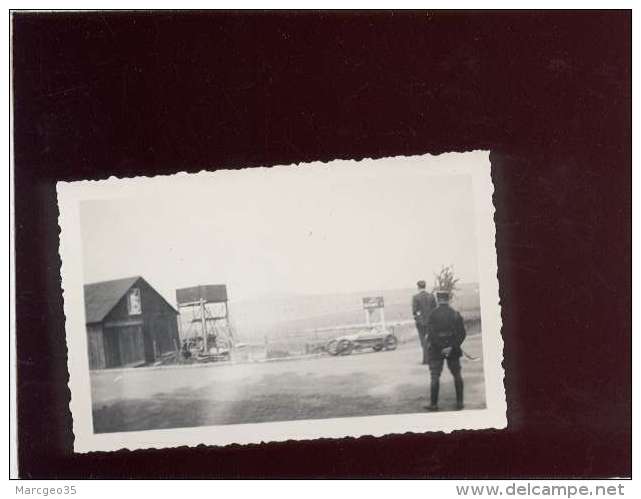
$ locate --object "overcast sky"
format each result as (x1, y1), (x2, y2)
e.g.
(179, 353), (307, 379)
(80, 160), (480, 304)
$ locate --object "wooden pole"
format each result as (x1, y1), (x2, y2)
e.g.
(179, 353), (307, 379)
(176, 304), (183, 342)
(200, 297), (208, 354)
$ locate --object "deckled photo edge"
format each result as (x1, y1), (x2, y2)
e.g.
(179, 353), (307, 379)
(57, 151), (506, 453)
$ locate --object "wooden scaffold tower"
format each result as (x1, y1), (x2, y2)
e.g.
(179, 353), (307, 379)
(176, 284), (234, 362)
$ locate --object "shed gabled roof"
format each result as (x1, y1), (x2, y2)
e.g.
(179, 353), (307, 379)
(83, 276), (178, 325)
(84, 276), (142, 324)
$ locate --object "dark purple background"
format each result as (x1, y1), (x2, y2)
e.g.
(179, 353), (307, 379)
(12, 11), (631, 478)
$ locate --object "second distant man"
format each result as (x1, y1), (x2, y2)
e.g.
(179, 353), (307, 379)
(412, 280), (436, 364)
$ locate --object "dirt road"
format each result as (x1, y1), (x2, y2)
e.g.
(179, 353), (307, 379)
(91, 334), (486, 433)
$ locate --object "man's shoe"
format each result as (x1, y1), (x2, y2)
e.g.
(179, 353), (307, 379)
(423, 405), (439, 412)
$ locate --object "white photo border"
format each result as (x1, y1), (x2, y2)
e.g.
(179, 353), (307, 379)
(57, 151), (507, 453)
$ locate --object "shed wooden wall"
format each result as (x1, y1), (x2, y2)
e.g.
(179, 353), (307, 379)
(87, 324), (105, 370)
(147, 314), (179, 355)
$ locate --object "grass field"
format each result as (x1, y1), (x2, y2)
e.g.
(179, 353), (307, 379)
(91, 332), (486, 433)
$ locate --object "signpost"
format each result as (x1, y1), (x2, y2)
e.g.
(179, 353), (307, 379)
(362, 296), (386, 329)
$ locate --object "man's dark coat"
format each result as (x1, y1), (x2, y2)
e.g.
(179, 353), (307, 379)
(412, 290), (436, 326)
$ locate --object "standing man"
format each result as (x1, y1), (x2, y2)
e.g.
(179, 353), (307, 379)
(412, 280), (436, 365)
(425, 289), (466, 411)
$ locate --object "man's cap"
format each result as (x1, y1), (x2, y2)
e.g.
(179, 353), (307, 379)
(417, 280), (426, 289)
(436, 290), (451, 301)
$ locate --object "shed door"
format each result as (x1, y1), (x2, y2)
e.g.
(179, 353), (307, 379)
(104, 325), (145, 367)
(103, 327), (122, 368)
(118, 325), (145, 366)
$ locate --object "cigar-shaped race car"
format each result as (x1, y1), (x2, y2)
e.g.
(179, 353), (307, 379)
(326, 327), (398, 356)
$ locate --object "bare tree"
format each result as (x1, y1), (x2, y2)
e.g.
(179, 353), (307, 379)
(433, 265), (460, 296)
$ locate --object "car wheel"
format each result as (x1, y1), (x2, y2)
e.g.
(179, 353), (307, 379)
(326, 340), (339, 356)
(336, 339), (353, 355)
(384, 335), (398, 351)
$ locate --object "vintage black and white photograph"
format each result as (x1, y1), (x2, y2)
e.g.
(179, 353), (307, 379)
(57, 151), (505, 452)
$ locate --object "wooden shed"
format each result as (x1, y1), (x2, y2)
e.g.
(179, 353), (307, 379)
(84, 276), (179, 369)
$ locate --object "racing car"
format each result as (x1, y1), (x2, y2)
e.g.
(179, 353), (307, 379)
(326, 327), (398, 356)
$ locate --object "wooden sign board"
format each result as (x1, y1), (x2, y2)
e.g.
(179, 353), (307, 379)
(362, 296), (384, 310)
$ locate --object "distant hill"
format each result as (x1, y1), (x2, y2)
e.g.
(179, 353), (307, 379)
(179, 283), (480, 343)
